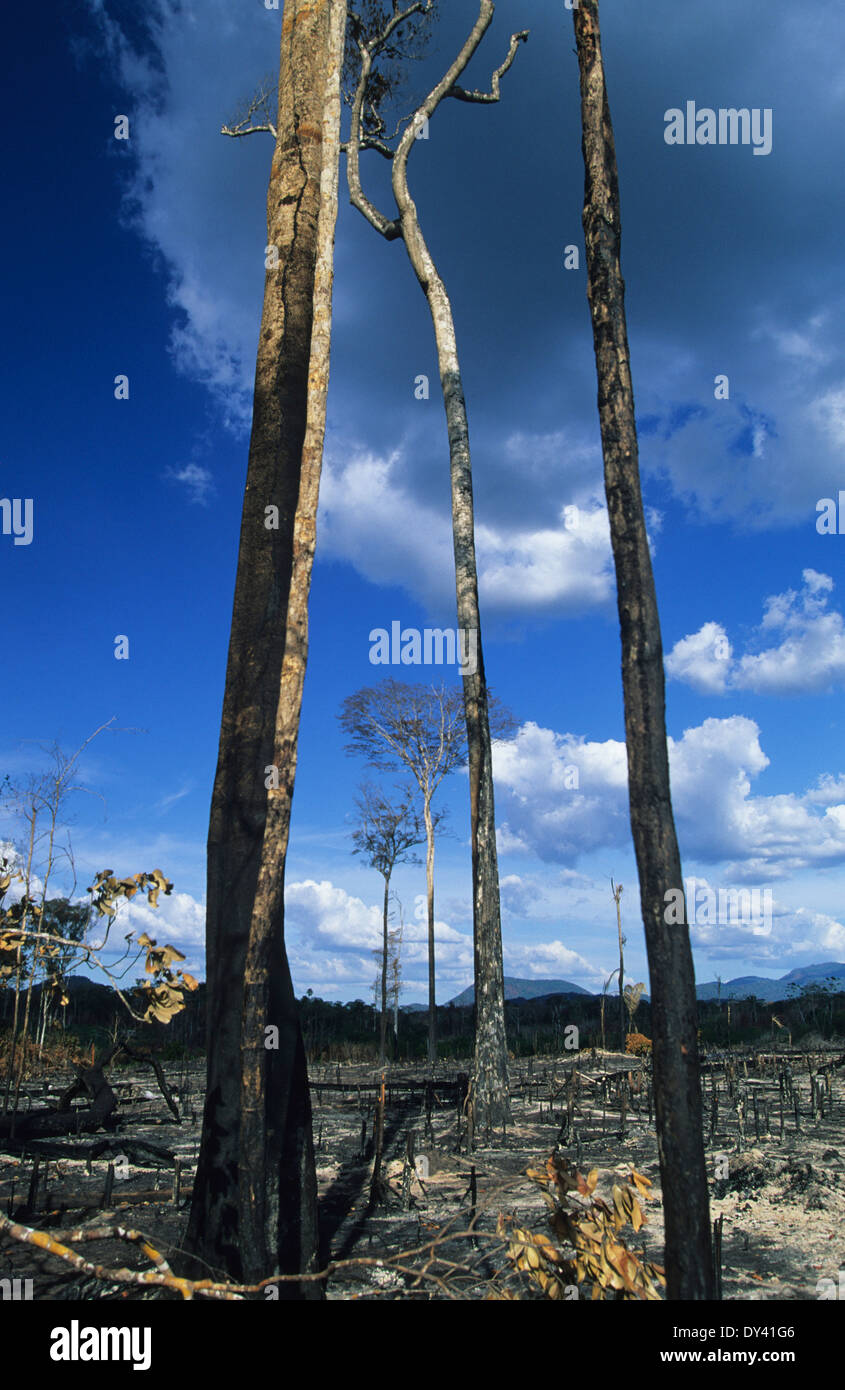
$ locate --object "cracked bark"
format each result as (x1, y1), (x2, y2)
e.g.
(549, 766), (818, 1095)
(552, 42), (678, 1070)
(181, 0), (345, 1293)
(573, 0), (714, 1299)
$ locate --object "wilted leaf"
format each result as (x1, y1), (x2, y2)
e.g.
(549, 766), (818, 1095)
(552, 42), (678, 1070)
(158, 944), (185, 968)
(612, 1185), (628, 1226)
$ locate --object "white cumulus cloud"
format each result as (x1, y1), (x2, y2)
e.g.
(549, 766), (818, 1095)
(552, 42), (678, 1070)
(666, 571), (845, 696)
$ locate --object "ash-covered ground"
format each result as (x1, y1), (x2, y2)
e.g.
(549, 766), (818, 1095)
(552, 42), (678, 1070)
(1, 1047), (843, 1300)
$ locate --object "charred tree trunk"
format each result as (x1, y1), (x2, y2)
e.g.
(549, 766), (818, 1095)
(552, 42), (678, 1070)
(573, 0), (713, 1299)
(181, 0), (345, 1294)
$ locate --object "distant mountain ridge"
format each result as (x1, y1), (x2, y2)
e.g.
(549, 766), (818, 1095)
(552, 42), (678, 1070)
(448, 977), (591, 1007)
(445, 963), (845, 1009)
(695, 961), (845, 1002)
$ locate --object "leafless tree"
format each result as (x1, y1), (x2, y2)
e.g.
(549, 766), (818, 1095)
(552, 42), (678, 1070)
(340, 680), (470, 1066)
(387, 906), (404, 1040)
(611, 879), (625, 1052)
(0, 722), (113, 1113)
(344, 0), (527, 1132)
(351, 782), (425, 1062)
(572, 0), (713, 1298)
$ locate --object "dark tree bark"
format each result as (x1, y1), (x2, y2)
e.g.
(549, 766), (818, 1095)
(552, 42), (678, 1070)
(181, 0), (346, 1294)
(572, 0), (714, 1299)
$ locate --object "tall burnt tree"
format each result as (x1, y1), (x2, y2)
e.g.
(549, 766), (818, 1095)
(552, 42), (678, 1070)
(181, 0), (347, 1294)
(345, 0), (527, 1132)
(572, 0), (714, 1298)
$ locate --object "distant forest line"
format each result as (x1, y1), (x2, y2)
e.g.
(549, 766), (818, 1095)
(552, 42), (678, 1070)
(2, 976), (843, 1064)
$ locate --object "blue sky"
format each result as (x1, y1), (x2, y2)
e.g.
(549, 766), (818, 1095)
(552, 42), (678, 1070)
(3, 0), (845, 1004)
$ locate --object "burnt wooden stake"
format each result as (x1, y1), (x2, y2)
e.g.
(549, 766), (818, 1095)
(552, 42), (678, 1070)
(368, 1078), (386, 1208)
(402, 1131), (416, 1210)
(27, 1159), (40, 1214)
(713, 1214), (723, 1300)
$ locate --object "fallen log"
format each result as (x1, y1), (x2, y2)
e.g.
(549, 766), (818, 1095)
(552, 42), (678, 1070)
(0, 1062), (117, 1141)
(0, 1036), (181, 1142)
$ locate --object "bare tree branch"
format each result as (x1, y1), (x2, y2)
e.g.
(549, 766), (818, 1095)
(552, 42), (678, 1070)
(221, 80), (277, 140)
(0, 1165), (542, 1302)
(447, 28), (529, 103)
(393, 0), (497, 170)
(221, 120), (277, 139)
(0, 926), (147, 1021)
(346, 16), (403, 238)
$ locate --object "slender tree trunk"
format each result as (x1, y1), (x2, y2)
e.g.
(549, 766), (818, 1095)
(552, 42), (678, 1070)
(380, 874), (389, 1065)
(573, 0), (713, 1298)
(182, 0), (345, 1292)
(391, 33), (510, 1126)
(424, 796), (437, 1068)
(614, 883), (625, 1052)
(3, 949), (23, 1115)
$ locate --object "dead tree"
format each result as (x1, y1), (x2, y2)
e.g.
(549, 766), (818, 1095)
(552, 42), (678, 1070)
(181, 0), (347, 1295)
(345, 0), (527, 1131)
(340, 680), (464, 1068)
(612, 879), (625, 1052)
(351, 783), (424, 1063)
(572, 0), (714, 1298)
